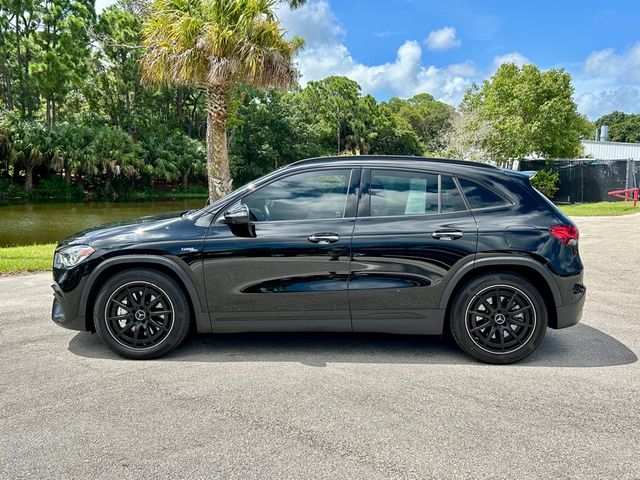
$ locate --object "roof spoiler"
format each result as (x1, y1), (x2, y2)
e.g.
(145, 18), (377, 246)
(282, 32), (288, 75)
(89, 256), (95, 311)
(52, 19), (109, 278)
(499, 168), (537, 180)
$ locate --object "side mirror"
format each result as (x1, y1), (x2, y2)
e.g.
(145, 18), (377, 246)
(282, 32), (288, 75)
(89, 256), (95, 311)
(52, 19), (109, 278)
(224, 203), (250, 225)
(223, 203), (255, 238)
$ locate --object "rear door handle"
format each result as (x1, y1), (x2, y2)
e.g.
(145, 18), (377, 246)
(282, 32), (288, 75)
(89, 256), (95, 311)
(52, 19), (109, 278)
(432, 230), (463, 240)
(308, 233), (340, 244)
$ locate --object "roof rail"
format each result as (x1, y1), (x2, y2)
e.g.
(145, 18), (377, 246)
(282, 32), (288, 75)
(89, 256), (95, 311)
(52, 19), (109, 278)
(287, 155), (499, 170)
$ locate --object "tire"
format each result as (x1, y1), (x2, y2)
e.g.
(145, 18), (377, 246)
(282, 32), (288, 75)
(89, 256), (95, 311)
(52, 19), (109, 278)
(94, 269), (191, 359)
(449, 273), (548, 364)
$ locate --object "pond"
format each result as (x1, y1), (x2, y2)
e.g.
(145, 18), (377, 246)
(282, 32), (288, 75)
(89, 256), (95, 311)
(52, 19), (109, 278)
(0, 198), (208, 247)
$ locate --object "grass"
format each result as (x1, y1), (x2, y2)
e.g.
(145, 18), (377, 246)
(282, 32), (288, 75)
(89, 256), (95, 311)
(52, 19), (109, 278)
(0, 243), (55, 274)
(558, 201), (640, 217)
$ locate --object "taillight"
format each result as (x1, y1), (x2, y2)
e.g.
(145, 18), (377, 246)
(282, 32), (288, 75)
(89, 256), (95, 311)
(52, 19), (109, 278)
(550, 225), (579, 245)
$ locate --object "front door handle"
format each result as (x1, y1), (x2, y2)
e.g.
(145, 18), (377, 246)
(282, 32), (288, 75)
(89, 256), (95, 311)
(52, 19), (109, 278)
(308, 233), (340, 244)
(432, 230), (463, 240)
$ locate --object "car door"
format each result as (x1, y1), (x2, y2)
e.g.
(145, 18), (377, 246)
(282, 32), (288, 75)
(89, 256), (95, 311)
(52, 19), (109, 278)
(349, 167), (478, 334)
(202, 167), (360, 332)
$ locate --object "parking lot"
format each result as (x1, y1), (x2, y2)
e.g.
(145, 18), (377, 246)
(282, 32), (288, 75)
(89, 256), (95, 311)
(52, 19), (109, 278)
(1, 213), (639, 479)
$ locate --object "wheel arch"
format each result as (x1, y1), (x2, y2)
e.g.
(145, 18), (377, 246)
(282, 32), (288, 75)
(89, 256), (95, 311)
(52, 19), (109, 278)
(80, 255), (211, 333)
(440, 257), (561, 330)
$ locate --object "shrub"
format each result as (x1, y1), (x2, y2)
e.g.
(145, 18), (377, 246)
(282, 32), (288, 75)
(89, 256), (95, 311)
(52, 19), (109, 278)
(531, 168), (559, 199)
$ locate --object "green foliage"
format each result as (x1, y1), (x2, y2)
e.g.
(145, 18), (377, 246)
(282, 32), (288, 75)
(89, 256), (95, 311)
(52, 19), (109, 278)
(228, 86), (323, 185)
(530, 169), (559, 200)
(31, 177), (84, 200)
(141, 0), (303, 199)
(460, 64), (591, 165)
(594, 111), (640, 143)
(0, 0), (629, 206)
(294, 76), (423, 157)
(1, 109), (206, 199)
(384, 93), (454, 153)
(141, 0), (302, 90)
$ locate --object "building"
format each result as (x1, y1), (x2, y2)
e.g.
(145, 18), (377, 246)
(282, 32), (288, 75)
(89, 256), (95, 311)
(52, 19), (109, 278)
(581, 140), (640, 160)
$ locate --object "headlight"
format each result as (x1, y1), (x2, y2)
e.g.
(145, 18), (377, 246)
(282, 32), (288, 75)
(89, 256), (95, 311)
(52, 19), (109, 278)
(54, 245), (95, 269)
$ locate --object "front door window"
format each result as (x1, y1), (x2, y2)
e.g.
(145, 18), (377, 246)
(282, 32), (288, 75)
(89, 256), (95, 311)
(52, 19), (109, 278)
(243, 169), (351, 222)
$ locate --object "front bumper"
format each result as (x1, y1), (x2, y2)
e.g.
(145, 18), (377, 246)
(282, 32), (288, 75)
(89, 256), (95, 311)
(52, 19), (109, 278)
(51, 281), (89, 331)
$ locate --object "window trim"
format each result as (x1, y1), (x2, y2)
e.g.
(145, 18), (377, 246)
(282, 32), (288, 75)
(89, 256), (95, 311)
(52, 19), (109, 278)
(361, 167), (469, 219)
(215, 166), (361, 225)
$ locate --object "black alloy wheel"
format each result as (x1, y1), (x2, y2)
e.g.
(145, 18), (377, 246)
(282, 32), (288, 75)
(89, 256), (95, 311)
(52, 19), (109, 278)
(94, 269), (190, 359)
(464, 285), (536, 354)
(449, 273), (548, 364)
(104, 281), (175, 350)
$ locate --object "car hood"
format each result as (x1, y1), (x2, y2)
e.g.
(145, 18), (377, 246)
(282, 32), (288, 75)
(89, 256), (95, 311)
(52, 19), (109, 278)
(57, 211), (192, 250)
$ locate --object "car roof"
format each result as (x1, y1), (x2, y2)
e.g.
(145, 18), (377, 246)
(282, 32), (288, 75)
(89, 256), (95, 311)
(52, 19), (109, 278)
(286, 155), (501, 175)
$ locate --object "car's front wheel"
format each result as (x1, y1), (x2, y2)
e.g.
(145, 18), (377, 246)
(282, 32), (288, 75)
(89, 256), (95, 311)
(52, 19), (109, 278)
(449, 273), (548, 364)
(94, 269), (190, 359)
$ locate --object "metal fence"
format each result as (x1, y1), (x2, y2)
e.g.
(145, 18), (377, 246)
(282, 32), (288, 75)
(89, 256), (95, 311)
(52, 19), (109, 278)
(518, 159), (640, 203)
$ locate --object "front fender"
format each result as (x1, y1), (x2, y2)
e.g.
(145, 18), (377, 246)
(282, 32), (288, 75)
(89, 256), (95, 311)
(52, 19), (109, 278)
(80, 255), (211, 333)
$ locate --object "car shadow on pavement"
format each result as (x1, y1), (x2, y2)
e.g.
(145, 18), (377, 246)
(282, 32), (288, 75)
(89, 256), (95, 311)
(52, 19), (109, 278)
(68, 323), (637, 368)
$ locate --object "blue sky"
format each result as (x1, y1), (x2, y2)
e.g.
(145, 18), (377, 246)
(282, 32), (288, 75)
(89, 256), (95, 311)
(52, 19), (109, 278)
(97, 0), (640, 119)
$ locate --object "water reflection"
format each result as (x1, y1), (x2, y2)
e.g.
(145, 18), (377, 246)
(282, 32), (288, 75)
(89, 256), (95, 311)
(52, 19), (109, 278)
(0, 198), (207, 247)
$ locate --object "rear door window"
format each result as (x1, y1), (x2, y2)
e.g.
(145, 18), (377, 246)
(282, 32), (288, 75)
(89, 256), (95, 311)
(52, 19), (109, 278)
(369, 169), (467, 216)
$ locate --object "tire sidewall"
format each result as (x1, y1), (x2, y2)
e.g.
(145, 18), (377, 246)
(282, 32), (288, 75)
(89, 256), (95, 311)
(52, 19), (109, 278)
(94, 269), (190, 360)
(450, 273), (548, 364)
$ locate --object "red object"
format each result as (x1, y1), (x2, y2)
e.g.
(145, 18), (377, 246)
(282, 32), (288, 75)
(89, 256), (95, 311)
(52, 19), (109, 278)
(607, 187), (639, 207)
(550, 225), (580, 245)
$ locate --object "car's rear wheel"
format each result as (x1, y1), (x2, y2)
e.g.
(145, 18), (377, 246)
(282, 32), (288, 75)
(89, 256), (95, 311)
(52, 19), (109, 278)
(449, 273), (548, 364)
(94, 269), (190, 359)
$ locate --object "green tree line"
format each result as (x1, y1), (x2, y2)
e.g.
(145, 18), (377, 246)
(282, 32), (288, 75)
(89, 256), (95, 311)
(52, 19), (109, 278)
(0, 0), (604, 202)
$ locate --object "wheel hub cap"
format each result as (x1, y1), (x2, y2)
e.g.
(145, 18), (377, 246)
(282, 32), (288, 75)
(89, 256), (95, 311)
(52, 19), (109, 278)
(494, 313), (506, 325)
(135, 310), (147, 321)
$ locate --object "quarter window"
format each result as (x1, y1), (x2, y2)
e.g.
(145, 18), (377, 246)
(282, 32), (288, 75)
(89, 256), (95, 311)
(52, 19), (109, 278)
(441, 175), (467, 213)
(457, 178), (507, 209)
(369, 170), (466, 216)
(243, 169), (351, 221)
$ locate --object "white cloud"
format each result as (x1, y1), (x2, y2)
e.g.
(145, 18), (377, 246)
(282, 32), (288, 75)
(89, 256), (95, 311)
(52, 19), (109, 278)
(95, 0), (116, 13)
(279, 0), (640, 119)
(280, 1), (475, 105)
(425, 27), (461, 51)
(575, 87), (640, 119)
(492, 52), (531, 69)
(584, 43), (640, 81)
(574, 43), (640, 118)
(277, 0), (343, 45)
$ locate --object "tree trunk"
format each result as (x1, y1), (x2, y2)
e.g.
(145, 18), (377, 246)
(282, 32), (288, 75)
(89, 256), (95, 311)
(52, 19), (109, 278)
(24, 165), (33, 191)
(176, 88), (184, 119)
(46, 99), (52, 128)
(205, 84), (232, 202)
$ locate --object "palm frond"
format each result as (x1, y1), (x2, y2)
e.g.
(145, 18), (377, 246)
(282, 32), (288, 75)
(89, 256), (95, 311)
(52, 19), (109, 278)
(141, 0), (300, 90)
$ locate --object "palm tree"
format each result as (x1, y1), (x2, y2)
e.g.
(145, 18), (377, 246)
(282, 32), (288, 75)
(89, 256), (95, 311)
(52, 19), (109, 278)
(141, 0), (302, 201)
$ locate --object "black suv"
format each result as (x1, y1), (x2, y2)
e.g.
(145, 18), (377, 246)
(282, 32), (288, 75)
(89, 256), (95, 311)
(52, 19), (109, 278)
(51, 156), (585, 364)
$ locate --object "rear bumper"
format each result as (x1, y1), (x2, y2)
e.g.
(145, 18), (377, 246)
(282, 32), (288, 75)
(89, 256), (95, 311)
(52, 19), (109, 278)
(554, 287), (586, 329)
(550, 272), (586, 329)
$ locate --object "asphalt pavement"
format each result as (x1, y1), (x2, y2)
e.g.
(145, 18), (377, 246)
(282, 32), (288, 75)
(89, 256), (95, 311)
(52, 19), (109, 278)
(1, 213), (639, 479)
